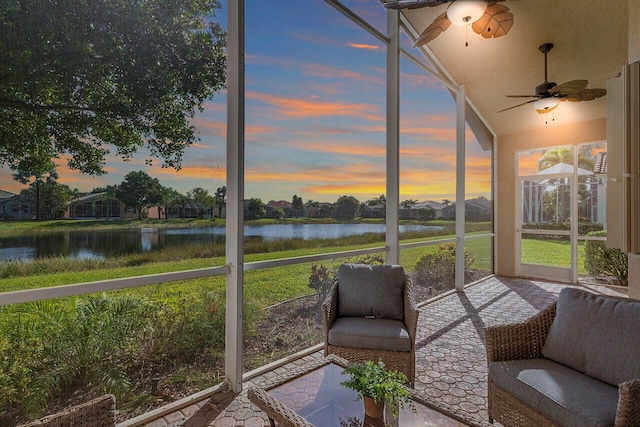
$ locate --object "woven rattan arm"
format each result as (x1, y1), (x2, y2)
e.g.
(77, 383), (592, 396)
(615, 378), (640, 426)
(248, 387), (314, 427)
(485, 302), (557, 363)
(404, 276), (419, 342)
(322, 282), (339, 355)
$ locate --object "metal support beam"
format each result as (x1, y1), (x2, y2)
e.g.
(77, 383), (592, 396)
(386, 8), (400, 265)
(225, 0), (245, 394)
(455, 85), (466, 291)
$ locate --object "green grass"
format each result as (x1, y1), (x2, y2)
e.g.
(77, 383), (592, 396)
(521, 238), (587, 275)
(0, 218), (225, 236)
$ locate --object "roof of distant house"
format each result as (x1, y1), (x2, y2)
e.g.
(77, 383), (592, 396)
(267, 200), (292, 209)
(414, 200), (447, 210)
(70, 192), (108, 203)
(466, 197), (492, 210)
(0, 190), (17, 200)
(594, 153), (607, 174)
(366, 203), (385, 210)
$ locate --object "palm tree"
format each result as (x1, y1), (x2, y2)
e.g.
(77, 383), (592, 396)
(537, 146), (595, 172)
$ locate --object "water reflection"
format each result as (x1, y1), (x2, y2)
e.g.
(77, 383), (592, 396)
(0, 223), (442, 262)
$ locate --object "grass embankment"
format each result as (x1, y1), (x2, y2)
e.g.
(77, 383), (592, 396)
(0, 218), (225, 236)
(0, 220), (493, 301)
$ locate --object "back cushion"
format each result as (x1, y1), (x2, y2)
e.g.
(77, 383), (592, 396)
(542, 287), (640, 386)
(337, 264), (405, 320)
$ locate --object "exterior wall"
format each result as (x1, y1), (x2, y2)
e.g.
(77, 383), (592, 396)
(0, 196), (32, 220)
(630, 0), (640, 63)
(495, 118), (606, 276)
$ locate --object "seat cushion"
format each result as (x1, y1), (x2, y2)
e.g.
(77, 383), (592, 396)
(327, 317), (411, 352)
(542, 287), (640, 386)
(337, 264), (405, 320)
(489, 358), (618, 427)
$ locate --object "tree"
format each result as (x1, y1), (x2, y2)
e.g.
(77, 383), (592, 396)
(416, 207), (435, 220)
(537, 147), (595, 223)
(537, 146), (595, 172)
(247, 198), (265, 220)
(20, 180), (72, 220)
(401, 199), (418, 210)
(292, 194), (303, 218)
(11, 145), (59, 221)
(214, 186), (227, 218)
(188, 187), (215, 219)
(1, 1), (226, 176)
(367, 195), (386, 206)
(442, 199), (451, 206)
(272, 207), (284, 219)
(333, 195), (360, 220)
(115, 171), (165, 219)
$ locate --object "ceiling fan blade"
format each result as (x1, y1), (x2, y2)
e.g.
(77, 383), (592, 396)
(550, 79), (589, 95)
(561, 88), (607, 102)
(381, 0), (449, 9)
(471, 4), (513, 39)
(506, 95), (539, 98)
(550, 80), (606, 101)
(497, 99), (537, 113)
(414, 12), (451, 46)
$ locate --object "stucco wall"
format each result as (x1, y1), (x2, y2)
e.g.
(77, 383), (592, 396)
(630, 0), (640, 63)
(495, 118), (606, 277)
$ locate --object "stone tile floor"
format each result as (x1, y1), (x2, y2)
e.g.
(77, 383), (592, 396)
(129, 276), (627, 427)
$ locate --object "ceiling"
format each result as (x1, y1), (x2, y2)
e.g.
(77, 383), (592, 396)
(400, 0), (629, 137)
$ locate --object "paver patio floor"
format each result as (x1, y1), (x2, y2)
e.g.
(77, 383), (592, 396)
(132, 276), (626, 427)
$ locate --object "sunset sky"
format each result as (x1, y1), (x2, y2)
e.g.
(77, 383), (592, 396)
(0, 0), (492, 204)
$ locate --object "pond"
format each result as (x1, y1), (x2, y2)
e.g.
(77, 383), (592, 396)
(0, 223), (444, 262)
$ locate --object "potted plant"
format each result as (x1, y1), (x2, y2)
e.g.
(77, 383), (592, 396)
(341, 360), (413, 420)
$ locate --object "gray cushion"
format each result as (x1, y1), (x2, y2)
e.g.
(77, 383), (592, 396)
(337, 264), (405, 320)
(489, 358), (619, 427)
(328, 317), (411, 351)
(542, 287), (640, 386)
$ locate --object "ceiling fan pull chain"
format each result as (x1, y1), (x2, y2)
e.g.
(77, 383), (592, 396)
(545, 110), (556, 125)
(465, 24), (469, 47)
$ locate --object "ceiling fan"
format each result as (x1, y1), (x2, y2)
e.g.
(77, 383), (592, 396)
(498, 43), (607, 114)
(382, 0), (514, 46)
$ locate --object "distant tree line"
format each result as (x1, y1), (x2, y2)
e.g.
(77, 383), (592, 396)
(14, 171), (227, 221)
(14, 174), (442, 222)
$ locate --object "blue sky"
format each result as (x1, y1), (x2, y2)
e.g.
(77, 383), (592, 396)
(1, 0), (491, 204)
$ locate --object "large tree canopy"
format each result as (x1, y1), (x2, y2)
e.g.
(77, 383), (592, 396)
(0, 0), (226, 175)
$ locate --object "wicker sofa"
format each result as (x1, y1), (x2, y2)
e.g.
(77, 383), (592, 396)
(485, 288), (640, 427)
(17, 394), (115, 427)
(322, 263), (418, 385)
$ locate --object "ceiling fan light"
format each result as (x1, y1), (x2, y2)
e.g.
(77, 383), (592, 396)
(534, 97), (560, 114)
(446, 0), (488, 26)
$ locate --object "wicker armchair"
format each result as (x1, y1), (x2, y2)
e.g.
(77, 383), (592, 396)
(17, 394), (116, 427)
(485, 298), (640, 426)
(322, 264), (419, 385)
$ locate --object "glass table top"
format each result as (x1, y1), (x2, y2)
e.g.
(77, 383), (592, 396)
(267, 362), (460, 426)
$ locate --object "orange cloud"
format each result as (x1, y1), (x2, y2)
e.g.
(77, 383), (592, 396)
(153, 165), (226, 182)
(248, 91), (382, 122)
(301, 63), (384, 86)
(401, 71), (444, 89)
(192, 119), (226, 137)
(348, 43), (382, 51)
(297, 141), (385, 157)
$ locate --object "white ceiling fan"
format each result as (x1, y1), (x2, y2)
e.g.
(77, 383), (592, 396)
(382, 0), (514, 46)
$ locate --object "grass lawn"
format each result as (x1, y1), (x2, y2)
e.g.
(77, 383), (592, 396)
(521, 237), (587, 275)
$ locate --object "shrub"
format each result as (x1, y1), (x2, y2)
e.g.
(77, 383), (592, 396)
(8, 294), (155, 416)
(584, 231), (628, 286)
(413, 243), (475, 288)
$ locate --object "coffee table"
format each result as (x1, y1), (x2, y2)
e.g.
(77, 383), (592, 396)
(248, 355), (468, 427)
